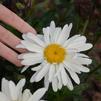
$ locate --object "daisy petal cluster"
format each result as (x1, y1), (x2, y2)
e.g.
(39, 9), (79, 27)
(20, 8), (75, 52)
(0, 78), (46, 101)
(17, 21), (93, 92)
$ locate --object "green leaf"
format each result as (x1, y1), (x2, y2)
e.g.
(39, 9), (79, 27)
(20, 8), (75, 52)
(16, 2), (25, 9)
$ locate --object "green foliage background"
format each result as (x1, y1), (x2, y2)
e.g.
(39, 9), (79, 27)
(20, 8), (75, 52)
(0, 0), (101, 101)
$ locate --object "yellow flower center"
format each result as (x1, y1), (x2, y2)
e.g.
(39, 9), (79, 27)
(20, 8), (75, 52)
(44, 44), (66, 64)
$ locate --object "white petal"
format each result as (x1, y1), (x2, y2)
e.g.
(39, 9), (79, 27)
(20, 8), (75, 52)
(66, 75), (74, 91)
(43, 27), (50, 44)
(49, 21), (56, 42)
(19, 53), (43, 68)
(16, 79), (25, 90)
(28, 88), (47, 101)
(1, 78), (10, 98)
(80, 65), (90, 72)
(37, 35), (44, 41)
(30, 71), (40, 83)
(56, 72), (63, 90)
(22, 89), (32, 101)
(21, 66), (29, 73)
(0, 92), (10, 101)
(18, 53), (43, 60)
(9, 81), (17, 100)
(75, 57), (92, 65)
(22, 34), (30, 41)
(30, 63), (45, 83)
(49, 64), (55, 82)
(63, 35), (80, 47)
(54, 28), (62, 42)
(31, 65), (42, 71)
(73, 36), (86, 43)
(50, 21), (55, 28)
(21, 40), (43, 53)
(67, 36), (87, 46)
(23, 34), (44, 44)
(30, 73), (37, 83)
(16, 44), (25, 48)
(67, 43), (93, 52)
(59, 64), (73, 90)
(57, 23), (72, 44)
(21, 57), (43, 66)
(52, 77), (58, 92)
(44, 73), (49, 90)
(55, 64), (59, 74)
(76, 53), (89, 58)
(60, 64), (68, 86)
(63, 61), (81, 74)
(35, 63), (50, 82)
(1, 78), (6, 93)
(50, 21), (55, 34)
(26, 32), (45, 47)
(65, 68), (80, 84)
(65, 61), (90, 73)
(16, 79), (25, 99)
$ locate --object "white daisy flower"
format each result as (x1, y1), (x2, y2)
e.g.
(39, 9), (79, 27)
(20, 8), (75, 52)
(0, 78), (47, 101)
(0, 78), (25, 101)
(17, 21), (93, 92)
(22, 88), (47, 101)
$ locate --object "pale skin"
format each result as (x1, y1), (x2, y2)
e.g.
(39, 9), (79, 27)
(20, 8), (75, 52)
(0, 4), (36, 67)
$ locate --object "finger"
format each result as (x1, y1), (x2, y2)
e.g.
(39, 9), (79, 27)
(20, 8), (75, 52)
(0, 42), (22, 67)
(0, 4), (36, 34)
(0, 25), (27, 53)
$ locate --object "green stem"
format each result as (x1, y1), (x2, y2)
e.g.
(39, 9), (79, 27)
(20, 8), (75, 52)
(82, 19), (89, 34)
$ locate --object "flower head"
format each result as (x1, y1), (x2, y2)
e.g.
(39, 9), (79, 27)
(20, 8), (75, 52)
(0, 78), (47, 101)
(17, 21), (93, 92)
(0, 78), (25, 101)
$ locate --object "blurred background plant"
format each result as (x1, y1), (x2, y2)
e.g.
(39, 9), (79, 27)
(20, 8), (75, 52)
(0, 0), (101, 101)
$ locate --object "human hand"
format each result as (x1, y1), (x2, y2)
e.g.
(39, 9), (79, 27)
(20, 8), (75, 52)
(0, 4), (36, 67)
